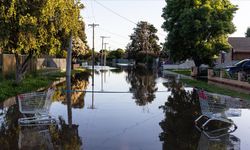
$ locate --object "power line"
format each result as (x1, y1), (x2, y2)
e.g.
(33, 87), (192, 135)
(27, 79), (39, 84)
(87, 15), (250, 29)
(99, 27), (128, 39)
(93, 0), (167, 38)
(93, 0), (137, 25)
(90, 0), (97, 22)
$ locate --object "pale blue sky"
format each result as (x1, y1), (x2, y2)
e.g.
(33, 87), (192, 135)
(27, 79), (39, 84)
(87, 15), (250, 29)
(81, 0), (250, 51)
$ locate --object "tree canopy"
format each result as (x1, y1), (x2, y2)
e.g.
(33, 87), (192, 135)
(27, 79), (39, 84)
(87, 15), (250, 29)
(107, 48), (125, 60)
(246, 27), (250, 37)
(162, 0), (237, 67)
(0, 0), (84, 82)
(127, 21), (161, 64)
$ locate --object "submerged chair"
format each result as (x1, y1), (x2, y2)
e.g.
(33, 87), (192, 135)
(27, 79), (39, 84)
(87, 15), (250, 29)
(195, 90), (240, 138)
(18, 88), (57, 126)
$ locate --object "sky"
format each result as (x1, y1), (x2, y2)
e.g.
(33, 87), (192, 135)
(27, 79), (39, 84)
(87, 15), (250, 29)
(81, 0), (250, 51)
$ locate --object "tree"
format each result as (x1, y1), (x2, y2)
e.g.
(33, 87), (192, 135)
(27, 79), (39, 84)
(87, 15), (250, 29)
(107, 48), (125, 60)
(162, 0), (237, 67)
(57, 20), (90, 61)
(0, 0), (83, 83)
(246, 27), (250, 37)
(72, 36), (88, 63)
(127, 21), (161, 65)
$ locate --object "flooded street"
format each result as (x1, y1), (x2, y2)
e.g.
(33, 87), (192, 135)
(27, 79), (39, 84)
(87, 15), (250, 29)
(0, 67), (250, 150)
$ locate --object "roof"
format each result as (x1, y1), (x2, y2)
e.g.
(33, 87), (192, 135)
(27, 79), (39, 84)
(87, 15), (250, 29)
(228, 37), (250, 52)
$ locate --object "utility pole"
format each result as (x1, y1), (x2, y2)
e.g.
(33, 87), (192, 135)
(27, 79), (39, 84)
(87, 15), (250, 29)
(66, 32), (73, 128)
(100, 36), (110, 66)
(104, 43), (109, 66)
(88, 23), (99, 109)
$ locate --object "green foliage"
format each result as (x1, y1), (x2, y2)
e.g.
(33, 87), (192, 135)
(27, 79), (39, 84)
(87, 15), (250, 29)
(0, 0), (83, 56)
(162, 0), (238, 67)
(246, 27), (250, 37)
(107, 48), (125, 59)
(0, 70), (67, 101)
(127, 21), (161, 63)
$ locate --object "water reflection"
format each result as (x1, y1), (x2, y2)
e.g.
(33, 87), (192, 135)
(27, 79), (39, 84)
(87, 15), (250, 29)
(0, 103), (82, 149)
(159, 81), (201, 150)
(126, 66), (158, 106)
(0, 104), (21, 149)
(197, 133), (240, 150)
(54, 71), (91, 108)
(159, 79), (243, 150)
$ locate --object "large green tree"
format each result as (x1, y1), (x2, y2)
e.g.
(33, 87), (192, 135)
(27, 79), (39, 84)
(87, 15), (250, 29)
(162, 0), (237, 67)
(246, 27), (250, 37)
(127, 21), (161, 65)
(0, 0), (83, 83)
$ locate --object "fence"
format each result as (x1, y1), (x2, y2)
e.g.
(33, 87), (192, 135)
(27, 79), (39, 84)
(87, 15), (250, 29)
(208, 69), (250, 91)
(0, 54), (2, 70)
(36, 58), (66, 71)
(1, 54), (66, 77)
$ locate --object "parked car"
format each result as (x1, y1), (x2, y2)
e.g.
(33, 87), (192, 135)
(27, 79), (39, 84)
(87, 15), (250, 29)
(226, 59), (250, 76)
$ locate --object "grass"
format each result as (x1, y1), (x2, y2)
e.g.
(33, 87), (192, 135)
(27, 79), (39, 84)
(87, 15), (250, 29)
(167, 69), (191, 76)
(181, 78), (250, 100)
(0, 68), (85, 101)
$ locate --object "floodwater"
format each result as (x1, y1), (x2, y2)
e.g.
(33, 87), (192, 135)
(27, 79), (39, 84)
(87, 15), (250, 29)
(0, 66), (250, 150)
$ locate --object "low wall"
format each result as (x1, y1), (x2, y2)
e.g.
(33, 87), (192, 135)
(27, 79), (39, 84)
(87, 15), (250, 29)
(208, 69), (250, 92)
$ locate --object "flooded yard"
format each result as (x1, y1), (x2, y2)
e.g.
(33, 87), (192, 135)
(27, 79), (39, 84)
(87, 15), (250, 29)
(0, 67), (250, 150)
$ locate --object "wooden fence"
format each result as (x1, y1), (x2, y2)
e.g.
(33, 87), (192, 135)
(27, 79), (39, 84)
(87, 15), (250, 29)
(0, 54), (66, 77)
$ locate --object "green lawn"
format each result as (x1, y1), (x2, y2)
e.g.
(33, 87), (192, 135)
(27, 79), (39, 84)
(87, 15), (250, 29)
(181, 78), (250, 100)
(0, 68), (85, 101)
(167, 69), (191, 76)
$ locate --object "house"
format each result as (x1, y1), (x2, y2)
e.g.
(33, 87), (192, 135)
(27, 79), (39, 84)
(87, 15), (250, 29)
(217, 37), (250, 66)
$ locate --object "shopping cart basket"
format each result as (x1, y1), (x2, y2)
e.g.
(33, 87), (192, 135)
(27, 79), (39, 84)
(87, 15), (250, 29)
(18, 125), (54, 149)
(195, 90), (239, 138)
(18, 88), (57, 126)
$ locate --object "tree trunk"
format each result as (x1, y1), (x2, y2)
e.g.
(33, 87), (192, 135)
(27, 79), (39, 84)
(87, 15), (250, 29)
(15, 52), (33, 84)
(193, 57), (202, 77)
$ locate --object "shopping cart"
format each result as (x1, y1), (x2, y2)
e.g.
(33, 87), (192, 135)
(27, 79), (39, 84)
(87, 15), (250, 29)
(18, 88), (57, 126)
(197, 132), (240, 150)
(195, 90), (240, 138)
(18, 126), (54, 149)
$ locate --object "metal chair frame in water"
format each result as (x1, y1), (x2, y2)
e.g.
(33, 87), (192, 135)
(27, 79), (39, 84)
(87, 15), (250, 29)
(18, 88), (57, 126)
(195, 90), (239, 138)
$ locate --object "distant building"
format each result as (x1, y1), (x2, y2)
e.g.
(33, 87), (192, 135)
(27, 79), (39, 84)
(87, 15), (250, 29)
(217, 37), (250, 66)
(229, 37), (250, 60)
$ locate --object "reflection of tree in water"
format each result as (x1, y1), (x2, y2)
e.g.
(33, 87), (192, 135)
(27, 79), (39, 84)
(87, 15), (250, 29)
(126, 66), (158, 106)
(159, 81), (201, 150)
(54, 71), (91, 108)
(0, 104), (82, 149)
(109, 68), (123, 74)
(50, 117), (82, 149)
(0, 104), (21, 149)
